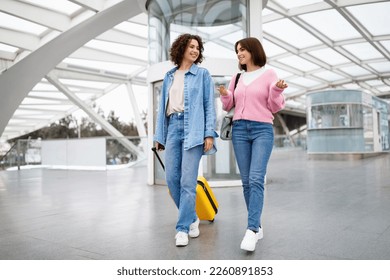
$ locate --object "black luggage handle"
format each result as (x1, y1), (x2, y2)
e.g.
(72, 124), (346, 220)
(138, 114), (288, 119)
(151, 147), (165, 171)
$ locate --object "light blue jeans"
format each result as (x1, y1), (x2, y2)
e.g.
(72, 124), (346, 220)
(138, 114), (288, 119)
(165, 112), (203, 233)
(232, 120), (274, 232)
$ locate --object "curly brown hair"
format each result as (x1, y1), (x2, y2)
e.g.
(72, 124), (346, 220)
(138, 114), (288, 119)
(235, 37), (267, 71)
(170, 33), (204, 66)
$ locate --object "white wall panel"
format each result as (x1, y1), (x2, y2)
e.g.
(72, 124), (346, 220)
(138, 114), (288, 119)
(41, 138), (106, 168)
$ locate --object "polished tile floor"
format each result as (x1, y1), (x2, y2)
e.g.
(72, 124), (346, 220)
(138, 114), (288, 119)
(1, 149), (390, 260)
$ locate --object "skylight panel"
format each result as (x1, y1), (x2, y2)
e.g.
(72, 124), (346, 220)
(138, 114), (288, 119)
(32, 83), (58, 91)
(29, 92), (68, 100)
(21, 0), (81, 15)
(0, 43), (18, 52)
(115, 21), (148, 38)
(0, 12), (47, 35)
(63, 58), (141, 75)
(8, 119), (30, 125)
(376, 85), (390, 93)
(13, 109), (53, 116)
(129, 13), (148, 25)
(273, 0), (322, 10)
(342, 83), (360, 90)
(347, 2), (390, 36)
(264, 18), (321, 49)
(22, 97), (62, 105)
(368, 61), (390, 73)
(74, 93), (97, 101)
(20, 104), (74, 111)
(381, 41), (390, 53)
(85, 40), (148, 60)
(308, 48), (350, 65)
(58, 79), (111, 90)
(262, 8), (273, 16)
(219, 29), (245, 45)
(299, 9), (360, 41)
(288, 77), (322, 88)
(339, 65), (371, 77)
(277, 55), (319, 71)
(269, 66), (294, 80)
(365, 80), (384, 87)
(313, 71), (346, 82)
(342, 42), (382, 60)
(263, 40), (286, 57)
(283, 87), (298, 95)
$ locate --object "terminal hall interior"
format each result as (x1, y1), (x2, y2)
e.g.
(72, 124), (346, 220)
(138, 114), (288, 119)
(0, 0), (390, 260)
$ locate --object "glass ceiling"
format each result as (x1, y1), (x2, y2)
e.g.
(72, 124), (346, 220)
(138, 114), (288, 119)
(0, 0), (389, 141)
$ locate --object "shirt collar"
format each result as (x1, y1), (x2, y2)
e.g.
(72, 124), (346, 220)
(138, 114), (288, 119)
(168, 63), (199, 76)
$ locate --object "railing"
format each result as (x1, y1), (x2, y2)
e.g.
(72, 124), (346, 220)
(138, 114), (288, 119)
(0, 140), (42, 170)
(274, 134), (307, 150)
(0, 142), (19, 170)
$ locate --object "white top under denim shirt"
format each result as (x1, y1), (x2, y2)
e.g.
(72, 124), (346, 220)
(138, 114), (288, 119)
(154, 63), (218, 155)
(166, 69), (185, 116)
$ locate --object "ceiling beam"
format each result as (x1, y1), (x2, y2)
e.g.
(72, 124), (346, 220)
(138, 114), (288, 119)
(0, 0), (145, 138)
(0, 0), (70, 31)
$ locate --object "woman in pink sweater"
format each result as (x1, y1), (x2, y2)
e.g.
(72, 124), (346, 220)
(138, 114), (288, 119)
(218, 37), (288, 252)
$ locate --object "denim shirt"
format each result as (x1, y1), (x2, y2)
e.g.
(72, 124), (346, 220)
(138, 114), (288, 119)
(154, 64), (218, 155)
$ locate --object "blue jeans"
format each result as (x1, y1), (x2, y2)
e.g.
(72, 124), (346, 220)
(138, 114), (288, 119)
(165, 112), (203, 233)
(232, 120), (274, 232)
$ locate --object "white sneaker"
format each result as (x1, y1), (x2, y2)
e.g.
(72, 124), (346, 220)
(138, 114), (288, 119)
(240, 229), (259, 251)
(257, 227), (264, 240)
(175, 231), (189, 247)
(189, 218), (200, 238)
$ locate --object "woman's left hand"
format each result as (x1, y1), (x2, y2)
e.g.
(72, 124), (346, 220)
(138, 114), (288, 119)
(276, 79), (288, 89)
(204, 137), (213, 152)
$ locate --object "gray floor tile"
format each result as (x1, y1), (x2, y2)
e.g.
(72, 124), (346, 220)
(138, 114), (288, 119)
(1, 149), (390, 260)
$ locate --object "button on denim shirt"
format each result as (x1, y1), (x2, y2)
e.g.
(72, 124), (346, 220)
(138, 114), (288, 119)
(154, 64), (218, 155)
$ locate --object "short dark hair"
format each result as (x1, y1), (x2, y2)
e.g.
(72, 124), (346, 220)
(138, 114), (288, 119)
(235, 37), (267, 71)
(170, 33), (204, 66)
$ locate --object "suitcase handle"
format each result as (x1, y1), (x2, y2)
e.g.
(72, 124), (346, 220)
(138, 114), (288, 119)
(151, 147), (165, 171)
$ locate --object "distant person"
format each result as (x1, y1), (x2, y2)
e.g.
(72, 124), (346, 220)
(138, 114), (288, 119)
(218, 37), (287, 251)
(154, 33), (217, 247)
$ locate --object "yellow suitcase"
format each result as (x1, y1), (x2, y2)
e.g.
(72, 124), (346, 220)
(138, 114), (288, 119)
(196, 176), (219, 222)
(152, 147), (219, 222)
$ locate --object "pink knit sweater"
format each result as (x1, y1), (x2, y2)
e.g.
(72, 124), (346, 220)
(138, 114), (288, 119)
(220, 69), (285, 124)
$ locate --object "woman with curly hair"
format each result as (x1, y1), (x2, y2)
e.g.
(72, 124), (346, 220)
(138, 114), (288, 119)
(154, 34), (217, 247)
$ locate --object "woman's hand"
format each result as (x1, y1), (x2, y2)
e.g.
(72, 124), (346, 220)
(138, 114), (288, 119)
(204, 137), (213, 152)
(155, 142), (165, 151)
(276, 79), (288, 89)
(217, 85), (228, 96)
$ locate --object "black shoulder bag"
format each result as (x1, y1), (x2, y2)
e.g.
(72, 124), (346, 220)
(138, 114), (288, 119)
(220, 73), (241, 140)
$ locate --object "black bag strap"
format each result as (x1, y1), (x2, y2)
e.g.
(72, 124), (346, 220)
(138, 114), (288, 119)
(151, 147), (165, 171)
(234, 73), (241, 89)
(233, 72), (241, 106)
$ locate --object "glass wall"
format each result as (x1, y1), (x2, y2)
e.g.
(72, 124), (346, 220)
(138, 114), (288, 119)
(308, 104), (364, 129)
(306, 90), (390, 154)
(147, 0), (248, 65)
